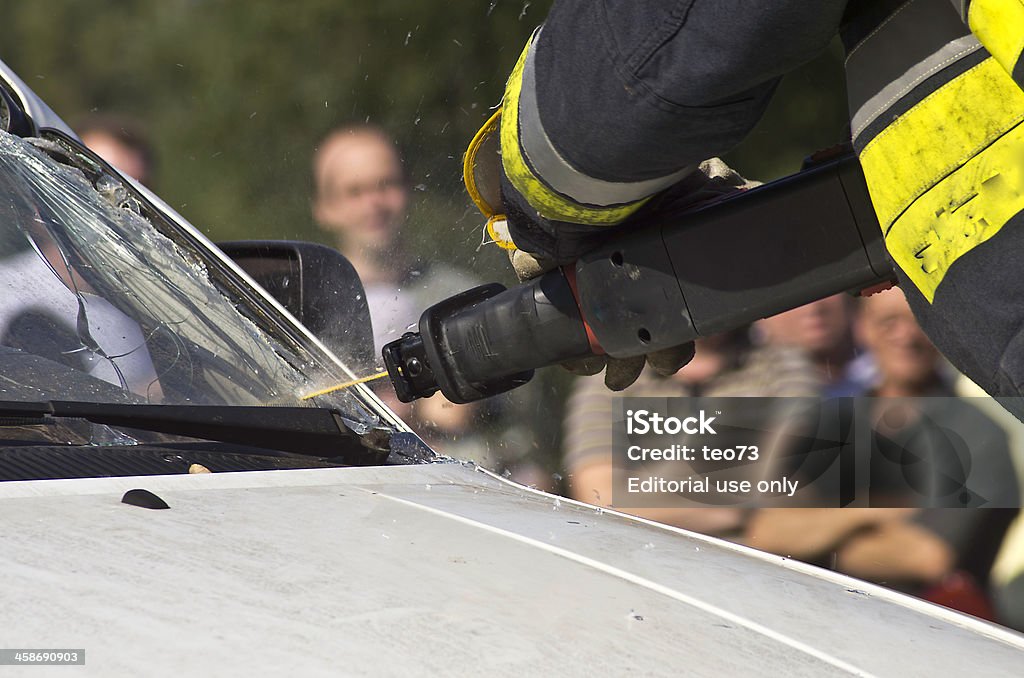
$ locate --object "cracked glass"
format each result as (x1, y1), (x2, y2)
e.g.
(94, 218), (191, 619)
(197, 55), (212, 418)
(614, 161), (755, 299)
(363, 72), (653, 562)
(0, 129), (390, 433)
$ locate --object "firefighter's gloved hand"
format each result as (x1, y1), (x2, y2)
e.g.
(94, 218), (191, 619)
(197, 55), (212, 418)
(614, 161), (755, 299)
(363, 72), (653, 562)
(479, 205), (691, 391)
(561, 343), (697, 392)
(472, 124), (754, 281)
(498, 156), (756, 271)
(464, 110), (750, 390)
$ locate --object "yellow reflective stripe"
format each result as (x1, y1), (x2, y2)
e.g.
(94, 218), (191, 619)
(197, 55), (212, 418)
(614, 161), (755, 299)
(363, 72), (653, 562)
(968, 0), (1024, 77)
(884, 122), (1024, 301)
(860, 57), (1024, 229)
(859, 56), (1024, 302)
(500, 37), (647, 225)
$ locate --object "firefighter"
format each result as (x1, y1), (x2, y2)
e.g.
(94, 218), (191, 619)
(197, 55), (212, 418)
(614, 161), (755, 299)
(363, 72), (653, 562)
(465, 0), (1024, 419)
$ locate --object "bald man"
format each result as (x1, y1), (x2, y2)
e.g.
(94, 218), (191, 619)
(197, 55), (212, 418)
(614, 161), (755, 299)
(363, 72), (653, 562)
(313, 126), (408, 286)
(312, 125), (474, 354)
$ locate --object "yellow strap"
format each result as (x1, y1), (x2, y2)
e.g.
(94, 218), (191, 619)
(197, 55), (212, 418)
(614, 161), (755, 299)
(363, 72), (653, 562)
(499, 36), (648, 226)
(485, 216), (517, 251)
(463, 107), (503, 218)
(968, 0), (1024, 79)
(859, 56), (1024, 302)
(299, 371), (389, 401)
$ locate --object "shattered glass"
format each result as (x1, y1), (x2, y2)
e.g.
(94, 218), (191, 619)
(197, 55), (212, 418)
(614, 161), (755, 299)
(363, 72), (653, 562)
(0, 129), (387, 433)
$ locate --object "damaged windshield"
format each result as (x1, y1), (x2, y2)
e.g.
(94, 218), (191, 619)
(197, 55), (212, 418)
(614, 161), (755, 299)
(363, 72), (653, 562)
(0, 129), (388, 431)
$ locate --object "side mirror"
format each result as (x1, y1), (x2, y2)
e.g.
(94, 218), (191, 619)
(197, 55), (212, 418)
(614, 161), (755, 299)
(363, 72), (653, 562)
(218, 240), (375, 370)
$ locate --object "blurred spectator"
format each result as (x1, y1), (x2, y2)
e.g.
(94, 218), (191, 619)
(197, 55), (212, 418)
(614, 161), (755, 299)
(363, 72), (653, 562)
(757, 294), (874, 396)
(747, 288), (1018, 617)
(77, 115), (154, 185)
(993, 519), (1024, 631)
(856, 288), (945, 397)
(312, 124), (474, 352)
(563, 328), (820, 536)
(311, 123), (483, 457)
(956, 358), (1024, 630)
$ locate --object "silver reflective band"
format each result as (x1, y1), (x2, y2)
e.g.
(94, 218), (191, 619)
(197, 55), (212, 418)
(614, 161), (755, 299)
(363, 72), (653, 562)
(851, 35), (981, 143)
(517, 32), (693, 208)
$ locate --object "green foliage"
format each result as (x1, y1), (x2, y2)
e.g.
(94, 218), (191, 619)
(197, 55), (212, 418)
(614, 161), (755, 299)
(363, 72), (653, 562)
(0, 0), (846, 281)
(0, 0), (546, 280)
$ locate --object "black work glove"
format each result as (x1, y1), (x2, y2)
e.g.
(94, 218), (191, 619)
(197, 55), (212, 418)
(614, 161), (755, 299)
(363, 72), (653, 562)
(464, 108), (751, 390)
(499, 157), (757, 273)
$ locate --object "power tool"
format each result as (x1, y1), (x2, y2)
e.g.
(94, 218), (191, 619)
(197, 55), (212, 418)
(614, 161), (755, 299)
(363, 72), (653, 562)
(383, 151), (894, 404)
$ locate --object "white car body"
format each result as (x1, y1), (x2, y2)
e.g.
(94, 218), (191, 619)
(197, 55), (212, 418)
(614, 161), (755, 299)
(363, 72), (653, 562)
(3, 463), (1024, 676)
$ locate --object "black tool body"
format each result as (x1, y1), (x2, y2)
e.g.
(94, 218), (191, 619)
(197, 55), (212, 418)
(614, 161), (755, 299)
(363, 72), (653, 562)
(384, 152), (894, 403)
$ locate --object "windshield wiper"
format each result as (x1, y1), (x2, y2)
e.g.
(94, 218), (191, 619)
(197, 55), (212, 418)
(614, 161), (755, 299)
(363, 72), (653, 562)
(0, 400), (390, 465)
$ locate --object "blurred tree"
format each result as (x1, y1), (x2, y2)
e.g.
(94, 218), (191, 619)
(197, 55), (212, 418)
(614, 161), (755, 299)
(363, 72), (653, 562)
(0, 0), (846, 281)
(0, 0), (549, 280)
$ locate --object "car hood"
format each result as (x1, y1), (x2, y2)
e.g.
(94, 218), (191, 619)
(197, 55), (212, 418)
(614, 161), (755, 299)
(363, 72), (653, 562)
(1, 463), (1021, 677)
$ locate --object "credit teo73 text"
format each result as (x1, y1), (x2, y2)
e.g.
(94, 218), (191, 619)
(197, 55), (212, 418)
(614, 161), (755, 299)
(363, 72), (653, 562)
(625, 409), (717, 435)
(626, 444), (760, 462)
